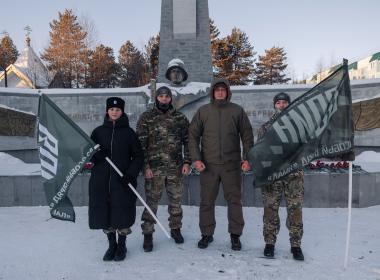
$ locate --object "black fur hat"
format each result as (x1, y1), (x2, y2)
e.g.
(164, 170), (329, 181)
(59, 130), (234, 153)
(106, 97), (125, 112)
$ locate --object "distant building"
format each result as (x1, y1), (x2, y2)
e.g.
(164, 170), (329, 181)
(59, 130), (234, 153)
(0, 37), (51, 89)
(307, 51), (380, 84)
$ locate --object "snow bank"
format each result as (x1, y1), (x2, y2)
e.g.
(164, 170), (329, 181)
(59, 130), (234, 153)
(354, 151), (380, 172)
(0, 152), (40, 176)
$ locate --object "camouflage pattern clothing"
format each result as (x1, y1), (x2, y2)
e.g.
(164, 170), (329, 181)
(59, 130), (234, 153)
(103, 227), (132, 236)
(137, 106), (190, 234)
(258, 113), (304, 247)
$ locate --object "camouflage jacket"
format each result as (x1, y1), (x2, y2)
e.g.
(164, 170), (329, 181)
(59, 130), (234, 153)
(136, 106), (191, 170)
(257, 112), (304, 179)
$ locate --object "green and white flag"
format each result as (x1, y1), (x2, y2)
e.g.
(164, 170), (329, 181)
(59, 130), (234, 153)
(248, 60), (355, 187)
(38, 94), (97, 222)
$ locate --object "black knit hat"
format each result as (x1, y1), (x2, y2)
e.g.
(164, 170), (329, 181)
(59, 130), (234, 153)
(273, 92), (291, 107)
(106, 97), (125, 112)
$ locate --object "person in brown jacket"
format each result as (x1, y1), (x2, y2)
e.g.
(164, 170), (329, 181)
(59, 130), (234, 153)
(188, 78), (253, 250)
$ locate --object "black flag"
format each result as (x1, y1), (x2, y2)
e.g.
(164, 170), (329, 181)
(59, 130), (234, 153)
(248, 60), (355, 187)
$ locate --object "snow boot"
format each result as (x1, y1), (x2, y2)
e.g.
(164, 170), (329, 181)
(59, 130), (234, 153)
(264, 244), (275, 258)
(143, 234), (153, 252)
(197, 235), (213, 249)
(103, 232), (117, 261)
(230, 234), (242, 251)
(291, 247), (304, 261)
(171, 228), (184, 244)
(114, 234), (127, 261)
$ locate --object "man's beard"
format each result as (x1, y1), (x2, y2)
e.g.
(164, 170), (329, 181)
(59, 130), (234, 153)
(275, 108), (283, 113)
(157, 101), (171, 111)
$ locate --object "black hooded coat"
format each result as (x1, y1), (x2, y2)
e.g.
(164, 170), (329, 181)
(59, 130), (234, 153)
(89, 114), (144, 229)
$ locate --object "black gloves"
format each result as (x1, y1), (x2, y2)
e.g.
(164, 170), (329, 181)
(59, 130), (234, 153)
(121, 174), (135, 187)
(93, 148), (109, 161)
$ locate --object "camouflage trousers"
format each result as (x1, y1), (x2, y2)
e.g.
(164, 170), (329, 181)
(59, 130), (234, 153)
(103, 227), (132, 236)
(261, 173), (304, 247)
(141, 167), (183, 235)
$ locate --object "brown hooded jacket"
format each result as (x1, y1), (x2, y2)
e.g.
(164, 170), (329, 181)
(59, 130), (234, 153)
(188, 78), (253, 165)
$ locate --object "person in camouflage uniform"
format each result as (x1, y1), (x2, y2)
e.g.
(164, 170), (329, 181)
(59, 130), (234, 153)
(137, 86), (191, 252)
(257, 92), (305, 261)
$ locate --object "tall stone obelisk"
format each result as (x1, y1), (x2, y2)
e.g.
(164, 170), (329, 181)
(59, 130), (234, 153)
(157, 0), (213, 83)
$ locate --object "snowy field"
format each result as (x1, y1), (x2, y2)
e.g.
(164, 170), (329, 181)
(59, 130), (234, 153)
(0, 206), (379, 280)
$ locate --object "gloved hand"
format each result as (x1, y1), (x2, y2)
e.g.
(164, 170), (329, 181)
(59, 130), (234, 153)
(93, 148), (109, 161)
(121, 174), (135, 187)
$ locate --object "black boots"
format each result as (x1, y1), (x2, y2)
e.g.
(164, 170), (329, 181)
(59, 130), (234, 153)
(143, 234), (153, 252)
(197, 235), (214, 249)
(114, 235), (127, 261)
(171, 229), (184, 244)
(197, 234), (242, 250)
(262, 245), (303, 260)
(103, 233), (127, 261)
(264, 244), (275, 258)
(230, 234), (242, 251)
(291, 247), (304, 261)
(103, 232), (117, 261)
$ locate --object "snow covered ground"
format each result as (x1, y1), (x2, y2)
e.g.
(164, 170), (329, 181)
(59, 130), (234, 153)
(0, 206), (379, 280)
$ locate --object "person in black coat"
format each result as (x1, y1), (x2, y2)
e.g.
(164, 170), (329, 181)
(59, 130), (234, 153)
(89, 97), (144, 261)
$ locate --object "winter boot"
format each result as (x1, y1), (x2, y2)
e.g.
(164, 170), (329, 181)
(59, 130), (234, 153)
(171, 228), (184, 244)
(143, 234), (153, 252)
(291, 247), (304, 261)
(264, 244), (275, 258)
(103, 232), (117, 261)
(230, 234), (242, 251)
(197, 235), (213, 249)
(114, 234), (127, 261)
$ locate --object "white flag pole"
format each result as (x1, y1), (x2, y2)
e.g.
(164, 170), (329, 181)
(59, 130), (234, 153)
(344, 161), (353, 269)
(105, 157), (171, 239)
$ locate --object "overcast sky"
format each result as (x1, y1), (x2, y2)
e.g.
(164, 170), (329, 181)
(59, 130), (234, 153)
(2, 0), (379, 80)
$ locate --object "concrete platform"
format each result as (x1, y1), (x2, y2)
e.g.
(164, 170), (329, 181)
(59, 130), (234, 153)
(0, 173), (379, 208)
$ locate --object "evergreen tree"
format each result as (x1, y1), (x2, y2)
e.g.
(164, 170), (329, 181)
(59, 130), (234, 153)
(145, 34), (160, 80)
(209, 18), (220, 43)
(41, 9), (89, 88)
(0, 32), (19, 69)
(118, 40), (148, 87)
(209, 18), (221, 74)
(213, 28), (255, 85)
(86, 44), (119, 88)
(254, 46), (291, 85)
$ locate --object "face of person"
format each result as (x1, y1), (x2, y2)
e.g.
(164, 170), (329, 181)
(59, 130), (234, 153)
(169, 67), (184, 84)
(107, 107), (123, 121)
(274, 100), (289, 112)
(213, 86), (228, 100)
(157, 93), (172, 104)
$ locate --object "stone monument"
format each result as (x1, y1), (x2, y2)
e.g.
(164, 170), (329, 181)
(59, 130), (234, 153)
(157, 0), (213, 83)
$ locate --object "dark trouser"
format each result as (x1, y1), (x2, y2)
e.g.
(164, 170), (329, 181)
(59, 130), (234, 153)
(261, 173), (304, 247)
(199, 162), (244, 236)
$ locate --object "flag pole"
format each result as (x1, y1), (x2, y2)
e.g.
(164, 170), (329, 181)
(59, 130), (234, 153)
(344, 161), (353, 269)
(105, 157), (171, 239)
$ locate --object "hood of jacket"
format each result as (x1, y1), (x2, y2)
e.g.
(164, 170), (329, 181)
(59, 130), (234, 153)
(209, 78), (232, 103)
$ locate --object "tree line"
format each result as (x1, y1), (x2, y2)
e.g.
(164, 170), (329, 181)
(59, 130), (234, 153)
(1, 9), (291, 88)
